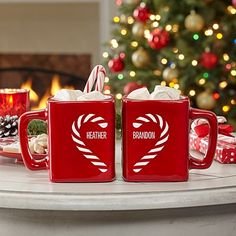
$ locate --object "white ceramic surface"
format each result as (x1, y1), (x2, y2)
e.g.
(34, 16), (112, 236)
(0, 151), (235, 211)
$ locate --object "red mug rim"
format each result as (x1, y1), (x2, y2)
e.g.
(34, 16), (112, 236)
(48, 94), (114, 103)
(122, 95), (189, 103)
(0, 88), (29, 94)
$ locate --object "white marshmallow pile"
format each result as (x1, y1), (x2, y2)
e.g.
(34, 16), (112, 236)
(127, 85), (181, 100)
(53, 89), (108, 101)
(29, 134), (48, 154)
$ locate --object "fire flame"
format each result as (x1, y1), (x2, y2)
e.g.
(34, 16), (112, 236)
(50, 75), (61, 95)
(22, 75), (75, 110)
(21, 79), (39, 103)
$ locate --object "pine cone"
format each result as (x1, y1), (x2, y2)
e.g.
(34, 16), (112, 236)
(0, 115), (19, 138)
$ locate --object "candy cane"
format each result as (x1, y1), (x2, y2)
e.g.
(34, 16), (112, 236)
(84, 65), (106, 93)
(132, 113), (169, 173)
(71, 114), (108, 173)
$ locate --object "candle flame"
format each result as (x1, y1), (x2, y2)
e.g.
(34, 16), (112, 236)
(9, 95), (13, 106)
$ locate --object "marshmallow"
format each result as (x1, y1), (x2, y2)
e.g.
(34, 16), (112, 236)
(150, 91), (172, 100)
(29, 134), (48, 154)
(150, 85), (181, 100)
(54, 89), (83, 101)
(127, 87), (150, 100)
(77, 91), (108, 101)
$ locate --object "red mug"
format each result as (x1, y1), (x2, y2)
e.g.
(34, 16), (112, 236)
(19, 96), (115, 182)
(122, 96), (218, 182)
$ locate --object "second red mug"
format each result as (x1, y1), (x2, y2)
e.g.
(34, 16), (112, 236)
(122, 96), (218, 182)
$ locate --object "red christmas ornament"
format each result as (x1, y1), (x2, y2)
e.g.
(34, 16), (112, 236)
(147, 28), (170, 50)
(200, 52), (218, 69)
(108, 57), (125, 73)
(133, 6), (150, 22)
(232, 0), (236, 7)
(123, 82), (144, 95)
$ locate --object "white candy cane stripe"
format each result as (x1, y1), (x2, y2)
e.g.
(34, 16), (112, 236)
(71, 114), (108, 173)
(84, 65), (106, 93)
(132, 114), (169, 173)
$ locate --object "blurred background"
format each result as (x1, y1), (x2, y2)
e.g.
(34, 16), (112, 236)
(0, 0), (235, 127)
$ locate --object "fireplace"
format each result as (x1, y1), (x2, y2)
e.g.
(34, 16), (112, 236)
(0, 53), (91, 109)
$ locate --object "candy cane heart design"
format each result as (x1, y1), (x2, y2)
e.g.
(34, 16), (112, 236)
(71, 114), (108, 173)
(132, 113), (169, 173)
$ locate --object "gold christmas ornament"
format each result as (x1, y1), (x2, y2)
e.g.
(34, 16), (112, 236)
(185, 10), (205, 32)
(196, 90), (216, 110)
(132, 22), (146, 37)
(162, 67), (179, 82)
(132, 47), (150, 68)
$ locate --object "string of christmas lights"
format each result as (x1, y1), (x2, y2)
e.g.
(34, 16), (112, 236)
(102, 0), (236, 124)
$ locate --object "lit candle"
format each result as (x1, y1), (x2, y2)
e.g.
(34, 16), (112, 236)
(0, 89), (29, 117)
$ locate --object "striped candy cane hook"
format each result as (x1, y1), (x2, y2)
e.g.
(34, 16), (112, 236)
(71, 114), (108, 173)
(84, 65), (106, 93)
(132, 113), (169, 173)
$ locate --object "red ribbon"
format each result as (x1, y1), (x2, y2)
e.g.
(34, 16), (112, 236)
(194, 123), (234, 138)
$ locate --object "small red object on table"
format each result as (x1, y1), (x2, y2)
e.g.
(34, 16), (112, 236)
(190, 132), (236, 164)
(190, 118), (236, 164)
(0, 88), (29, 117)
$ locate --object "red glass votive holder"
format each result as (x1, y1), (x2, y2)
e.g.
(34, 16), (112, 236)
(0, 89), (30, 117)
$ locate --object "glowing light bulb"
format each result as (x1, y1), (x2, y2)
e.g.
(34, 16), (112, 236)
(178, 54), (185, 60)
(160, 81), (166, 86)
(172, 24), (179, 32)
(102, 52), (109, 58)
(131, 41), (138, 47)
(203, 72), (209, 78)
(113, 16), (120, 23)
(173, 48), (178, 53)
(216, 33), (223, 39)
(222, 105), (230, 112)
(161, 58), (168, 65)
(116, 93), (122, 100)
(155, 14), (161, 20)
(193, 34), (199, 40)
(199, 78), (206, 85)
(219, 81), (228, 89)
(189, 90), (196, 96)
(174, 84), (180, 89)
(231, 70), (236, 76)
(227, 6), (236, 15)
(144, 29), (151, 39)
(129, 71), (136, 77)
(213, 92), (220, 100)
(104, 77), (109, 83)
(205, 29), (213, 36)
(231, 99), (236, 105)
(127, 16), (134, 24)
(152, 21), (159, 27)
(223, 53), (230, 61)
(212, 23), (219, 30)
(121, 29), (127, 35)
(165, 24), (172, 31)
(117, 74), (124, 80)
(104, 89), (111, 95)
(110, 39), (119, 48)
(149, 14), (155, 21)
(192, 60), (198, 66)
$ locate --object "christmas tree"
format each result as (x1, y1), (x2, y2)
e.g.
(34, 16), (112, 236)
(102, 0), (236, 127)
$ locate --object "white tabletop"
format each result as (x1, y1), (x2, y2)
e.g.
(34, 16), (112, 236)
(0, 151), (236, 211)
